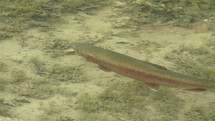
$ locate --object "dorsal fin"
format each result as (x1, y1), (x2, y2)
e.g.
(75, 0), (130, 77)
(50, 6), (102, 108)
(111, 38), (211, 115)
(144, 61), (167, 70)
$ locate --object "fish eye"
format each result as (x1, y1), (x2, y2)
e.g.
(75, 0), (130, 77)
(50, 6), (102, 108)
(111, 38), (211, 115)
(75, 49), (81, 53)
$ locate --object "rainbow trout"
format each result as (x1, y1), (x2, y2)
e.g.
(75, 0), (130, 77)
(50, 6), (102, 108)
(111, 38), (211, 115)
(72, 42), (215, 91)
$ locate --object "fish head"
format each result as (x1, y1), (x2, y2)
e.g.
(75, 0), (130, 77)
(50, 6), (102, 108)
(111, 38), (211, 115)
(71, 42), (97, 57)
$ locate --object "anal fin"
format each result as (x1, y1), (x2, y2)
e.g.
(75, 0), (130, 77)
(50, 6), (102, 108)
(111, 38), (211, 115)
(144, 82), (160, 91)
(184, 88), (207, 92)
(98, 65), (112, 72)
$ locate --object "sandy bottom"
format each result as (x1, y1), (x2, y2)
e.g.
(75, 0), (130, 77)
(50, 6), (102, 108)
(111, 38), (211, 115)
(0, 6), (215, 121)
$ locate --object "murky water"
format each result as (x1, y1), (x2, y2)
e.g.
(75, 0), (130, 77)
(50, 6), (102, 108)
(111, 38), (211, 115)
(0, 1), (215, 121)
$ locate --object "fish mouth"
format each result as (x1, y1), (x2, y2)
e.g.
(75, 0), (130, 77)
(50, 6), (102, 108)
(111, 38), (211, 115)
(71, 42), (95, 56)
(71, 42), (85, 53)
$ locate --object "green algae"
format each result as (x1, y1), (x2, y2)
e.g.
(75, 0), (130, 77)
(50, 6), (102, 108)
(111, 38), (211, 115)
(150, 87), (184, 120)
(112, 0), (215, 28)
(0, 61), (7, 72)
(39, 99), (75, 121)
(0, 56), (87, 99)
(163, 40), (215, 120)
(76, 81), (184, 120)
(76, 81), (150, 120)
(30, 57), (48, 75)
(0, 99), (11, 117)
(48, 64), (87, 83)
(0, 0), (108, 40)
(165, 40), (215, 81)
(77, 83), (150, 113)
(76, 93), (103, 113)
(185, 103), (215, 121)
(79, 113), (115, 121)
(0, 62), (8, 90)
(0, 78), (7, 91)
(132, 40), (163, 54)
(97, 81), (150, 113)
(15, 59), (87, 98)
(11, 69), (28, 83)
(30, 56), (87, 83)
(44, 39), (72, 58)
(11, 78), (54, 99)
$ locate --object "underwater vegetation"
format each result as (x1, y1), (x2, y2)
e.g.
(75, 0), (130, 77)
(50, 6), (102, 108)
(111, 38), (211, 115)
(76, 81), (149, 120)
(12, 79), (54, 99)
(150, 87), (184, 119)
(111, 0), (215, 28)
(0, 62), (8, 90)
(0, 99), (11, 117)
(48, 64), (87, 83)
(30, 57), (87, 83)
(76, 81), (184, 121)
(0, 61), (6, 72)
(0, 0), (108, 40)
(10, 69), (28, 83)
(30, 57), (49, 75)
(185, 103), (215, 121)
(0, 77), (7, 91)
(131, 40), (163, 54)
(38, 98), (75, 121)
(5, 56), (87, 99)
(165, 39), (215, 80)
(0, 62), (12, 117)
(44, 39), (73, 58)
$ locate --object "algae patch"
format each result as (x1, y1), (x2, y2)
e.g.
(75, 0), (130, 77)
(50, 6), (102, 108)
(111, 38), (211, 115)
(43, 39), (73, 58)
(150, 87), (184, 120)
(11, 69), (28, 83)
(165, 39), (215, 80)
(48, 64), (87, 83)
(76, 81), (150, 120)
(0, 99), (12, 117)
(0, 0), (108, 40)
(111, 0), (215, 29)
(76, 81), (184, 121)
(0, 62), (7, 72)
(185, 103), (215, 121)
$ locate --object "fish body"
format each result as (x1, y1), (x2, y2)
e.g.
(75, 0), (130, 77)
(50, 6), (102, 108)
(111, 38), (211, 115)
(72, 42), (215, 91)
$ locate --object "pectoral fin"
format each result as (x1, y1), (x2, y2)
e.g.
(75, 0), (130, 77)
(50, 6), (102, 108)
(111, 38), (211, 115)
(144, 82), (160, 91)
(98, 66), (112, 72)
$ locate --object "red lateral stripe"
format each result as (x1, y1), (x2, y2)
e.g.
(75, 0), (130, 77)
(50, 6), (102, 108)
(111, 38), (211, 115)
(84, 55), (191, 87)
